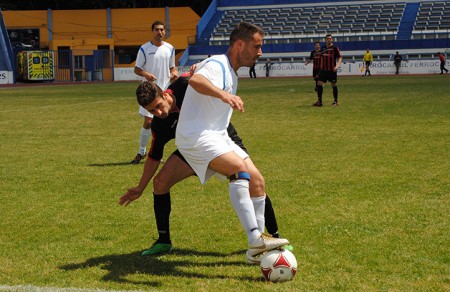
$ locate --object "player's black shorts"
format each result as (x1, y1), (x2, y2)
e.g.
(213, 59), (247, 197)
(365, 61), (371, 68)
(172, 149), (189, 164)
(318, 70), (337, 83)
(313, 68), (320, 79)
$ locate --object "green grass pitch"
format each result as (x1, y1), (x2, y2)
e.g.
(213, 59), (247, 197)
(0, 75), (449, 291)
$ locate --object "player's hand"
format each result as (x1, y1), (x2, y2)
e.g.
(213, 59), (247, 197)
(222, 93), (244, 112)
(189, 63), (199, 76)
(119, 187), (143, 206)
(170, 72), (179, 83)
(144, 73), (157, 82)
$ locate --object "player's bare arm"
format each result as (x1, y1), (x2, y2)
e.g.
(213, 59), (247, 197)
(119, 157), (161, 206)
(134, 67), (156, 82)
(188, 74), (244, 112)
(169, 67), (179, 82)
(334, 56), (343, 72)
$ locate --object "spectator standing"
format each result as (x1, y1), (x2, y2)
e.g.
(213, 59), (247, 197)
(438, 52), (448, 74)
(394, 51), (402, 75)
(263, 58), (271, 77)
(249, 64), (256, 78)
(362, 48), (373, 77)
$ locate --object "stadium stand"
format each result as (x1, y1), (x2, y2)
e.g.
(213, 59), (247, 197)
(180, 0), (450, 65)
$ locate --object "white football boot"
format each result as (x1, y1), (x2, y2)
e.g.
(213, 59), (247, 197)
(246, 233), (290, 264)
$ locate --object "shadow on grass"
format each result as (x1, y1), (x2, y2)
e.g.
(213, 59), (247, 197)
(60, 248), (261, 287)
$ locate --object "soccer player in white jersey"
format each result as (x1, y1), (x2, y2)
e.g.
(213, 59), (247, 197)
(175, 21), (290, 263)
(131, 20), (179, 164)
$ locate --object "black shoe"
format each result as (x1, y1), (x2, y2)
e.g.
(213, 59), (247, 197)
(130, 153), (146, 164)
(331, 101), (338, 106)
(312, 101), (323, 107)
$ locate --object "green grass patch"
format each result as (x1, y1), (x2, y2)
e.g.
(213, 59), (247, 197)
(0, 76), (449, 291)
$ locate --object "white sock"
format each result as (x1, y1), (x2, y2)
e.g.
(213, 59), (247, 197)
(229, 179), (260, 245)
(251, 195), (266, 233)
(139, 127), (151, 155)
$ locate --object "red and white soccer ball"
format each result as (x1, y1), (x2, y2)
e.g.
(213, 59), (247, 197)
(260, 248), (297, 282)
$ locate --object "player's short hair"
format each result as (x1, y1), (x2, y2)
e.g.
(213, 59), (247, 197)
(136, 81), (164, 108)
(229, 21), (264, 46)
(325, 34), (332, 38)
(151, 20), (165, 30)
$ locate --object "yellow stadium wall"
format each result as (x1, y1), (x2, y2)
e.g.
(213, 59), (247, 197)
(111, 8), (166, 46)
(3, 7), (199, 52)
(168, 7), (199, 48)
(3, 10), (50, 48)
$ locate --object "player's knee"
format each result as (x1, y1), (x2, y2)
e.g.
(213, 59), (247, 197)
(143, 121), (152, 129)
(249, 173), (265, 195)
(153, 174), (171, 193)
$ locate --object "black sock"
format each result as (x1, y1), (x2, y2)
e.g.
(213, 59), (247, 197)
(333, 86), (338, 102)
(317, 86), (323, 103)
(264, 195), (279, 236)
(154, 193), (171, 244)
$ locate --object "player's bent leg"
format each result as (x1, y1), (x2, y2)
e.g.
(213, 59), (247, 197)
(244, 158), (266, 233)
(244, 157), (294, 252)
(143, 153), (196, 257)
(208, 151), (248, 176)
(142, 192), (172, 256)
(153, 152), (196, 194)
(244, 157), (265, 196)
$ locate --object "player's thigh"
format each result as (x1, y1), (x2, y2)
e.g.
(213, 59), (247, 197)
(209, 151), (247, 177)
(318, 70), (328, 84)
(329, 71), (338, 83)
(153, 153), (195, 193)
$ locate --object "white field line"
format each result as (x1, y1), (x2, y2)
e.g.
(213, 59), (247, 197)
(0, 284), (150, 292)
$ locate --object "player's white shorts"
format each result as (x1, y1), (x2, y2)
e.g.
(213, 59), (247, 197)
(138, 106), (154, 118)
(178, 135), (249, 184)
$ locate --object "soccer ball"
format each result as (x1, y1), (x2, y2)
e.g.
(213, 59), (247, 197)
(260, 248), (297, 282)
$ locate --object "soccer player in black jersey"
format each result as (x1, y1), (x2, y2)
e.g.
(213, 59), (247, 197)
(313, 34), (342, 107)
(119, 74), (291, 257)
(305, 41), (322, 92)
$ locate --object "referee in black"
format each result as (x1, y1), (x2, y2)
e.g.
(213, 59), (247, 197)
(313, 34), (342, 106)
(305, 41), (322, 92)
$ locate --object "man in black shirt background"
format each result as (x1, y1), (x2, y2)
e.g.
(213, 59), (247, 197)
(305, 41), (322, 92)
(313, 34), (342, 107)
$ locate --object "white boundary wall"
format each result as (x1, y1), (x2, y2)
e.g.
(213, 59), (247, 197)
(235, 59), (449, 77)
(114, 59), (448, 81)
(3, 60), (447, 84)
(0, 70), (13, 84)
